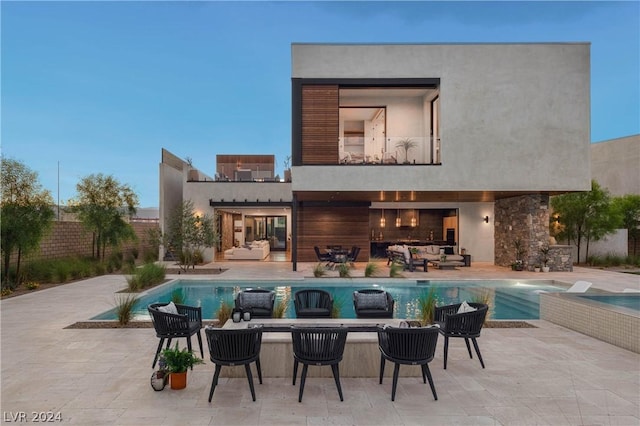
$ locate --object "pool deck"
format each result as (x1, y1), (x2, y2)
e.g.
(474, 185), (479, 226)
(1, 262), (639, 425)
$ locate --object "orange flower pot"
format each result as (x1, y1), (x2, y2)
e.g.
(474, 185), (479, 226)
(170, 372), (187, 390)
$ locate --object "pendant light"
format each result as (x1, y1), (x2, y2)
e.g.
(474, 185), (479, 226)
(395, 209), (401, 227)
(380, 209), (385, 227)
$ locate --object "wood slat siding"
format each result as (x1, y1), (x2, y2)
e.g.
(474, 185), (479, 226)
(302, 85), (339, 165)
(296, 206), (371, 262)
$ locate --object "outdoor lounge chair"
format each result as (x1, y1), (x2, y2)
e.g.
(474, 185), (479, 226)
(294, 289), (333, 318)
(353, 289), (395, 318)
(434, 302), (488, 370)
(205, 326), (263, 403)
(291, 326), (348, 402)
(148, 302), (204, 369)
(377, 325), (439, 401)
(566, 280), (592, 292)
(235, 289), (276, 318)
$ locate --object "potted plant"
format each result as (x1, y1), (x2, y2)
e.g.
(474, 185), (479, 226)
(539, 245), (550, 272)
(395, 138), (417, 164)
(185, 157), (198, 181)
(533, 264), (541, 273)
(512, 239), (526, 271)
(283, 155), (292, 182)
(160, 342), (204, 390)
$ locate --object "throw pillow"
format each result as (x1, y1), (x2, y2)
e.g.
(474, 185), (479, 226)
(355, 292), (388, 310)
(241, 292), (272, 309)
(158, 301), (178, 315)
(457, 301), (477, 313)
(426, 245), (439, 255)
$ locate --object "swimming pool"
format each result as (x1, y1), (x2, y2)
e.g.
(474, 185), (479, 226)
(93, 279), (567, 321)
(577, 294), (640, 312)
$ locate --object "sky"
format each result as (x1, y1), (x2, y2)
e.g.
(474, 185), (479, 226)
(2, 1), (639, 209)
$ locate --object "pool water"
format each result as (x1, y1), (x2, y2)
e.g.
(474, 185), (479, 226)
(578, 294), (640, 312)
(93, 279), (567, 321)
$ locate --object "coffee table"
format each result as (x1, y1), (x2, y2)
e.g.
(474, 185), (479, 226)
(429, 260), (464, 270)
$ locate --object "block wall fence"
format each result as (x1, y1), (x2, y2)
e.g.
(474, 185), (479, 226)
(11, 220), (159, 266)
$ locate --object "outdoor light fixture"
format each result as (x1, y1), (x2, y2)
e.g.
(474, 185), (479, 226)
(380, 209), (385, 227)
(484, 216), (490, 223)
(395, 209), (401, 227)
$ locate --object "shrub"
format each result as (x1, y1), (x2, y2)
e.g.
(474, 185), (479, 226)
(364, 262), (378, 277)
(127, 263), (166, 291)
(313, 263), (326, 277)
(331, 294), (345, 319)
(52, 263), (71, 283)
(216, 300), (233, 326)
(1, 288), (13, 296)
(193, 249), (204, 265)
(93, 262), (106, 276)
(123, 253), (136, 273)
(25, 281), (40, 290)
(417, 287), (437, 326)
(142, 249), (158, 264)
(171, 289), (185, 304)
(273, 294), (289, 318)
(338, 263), (351, 278)
(471, 290), (491, 323)
(108, 251), (123, 271)
(130, 247), (139, 260)
(389, 261), (403, 278)
(114, 293), (139, 325)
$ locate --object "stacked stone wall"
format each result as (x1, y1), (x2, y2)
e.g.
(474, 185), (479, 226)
(495, 195), (550, 268)
(9, 221), (159, 266)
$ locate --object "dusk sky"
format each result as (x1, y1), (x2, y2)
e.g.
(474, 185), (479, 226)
(2, 1), (638, 208)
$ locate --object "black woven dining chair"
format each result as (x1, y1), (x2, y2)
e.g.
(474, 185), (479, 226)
(434, 302), (488, 369)
(148, 302), (204, 369)
(291, 326), (348, 402)
(377, 325), (439, 401)
(205, 326), (264, 403)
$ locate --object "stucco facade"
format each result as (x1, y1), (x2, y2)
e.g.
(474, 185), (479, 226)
(159, 43), (592, 269)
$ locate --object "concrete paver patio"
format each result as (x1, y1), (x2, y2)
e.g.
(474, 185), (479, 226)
(1, 262), (638, 425)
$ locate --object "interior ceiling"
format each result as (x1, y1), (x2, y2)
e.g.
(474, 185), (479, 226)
(294, 190), (563, 203)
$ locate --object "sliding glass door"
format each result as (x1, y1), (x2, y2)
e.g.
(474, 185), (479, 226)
(244, 215), (287, 251)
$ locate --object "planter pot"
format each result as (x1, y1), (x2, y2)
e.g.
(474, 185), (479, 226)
(534, 267), (541, 273)
(542, 266), (550, 273)
(170, 372), (187, 390)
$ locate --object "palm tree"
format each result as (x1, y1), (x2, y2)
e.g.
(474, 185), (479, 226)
(395, 138), (417, 163)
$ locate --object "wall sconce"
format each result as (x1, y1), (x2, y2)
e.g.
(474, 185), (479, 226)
(395, 209), (401, 227)
(380, 209), (385, 227)
(483, 216), (490, 223)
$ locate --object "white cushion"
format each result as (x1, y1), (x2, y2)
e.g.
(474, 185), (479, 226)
(426, 245), (440, 255)
(158, 301), (178, 315)
(457, 301), (477, 314)
(400, 245), (411, 261)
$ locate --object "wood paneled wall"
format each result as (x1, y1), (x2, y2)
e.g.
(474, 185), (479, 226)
(296, 205), (371, 262)
(301, 85), (339, 165)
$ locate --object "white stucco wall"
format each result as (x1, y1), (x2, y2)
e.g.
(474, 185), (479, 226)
(292, 43), (591, 194)
(591, 134), (640, 196)
(587, 229), (629, 260)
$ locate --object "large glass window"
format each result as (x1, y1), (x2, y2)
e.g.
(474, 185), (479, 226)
(339, 87), (440, 165)
(245, 215), (287, 251)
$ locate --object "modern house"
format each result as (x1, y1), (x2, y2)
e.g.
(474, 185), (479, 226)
(160, 43), (592, 271)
